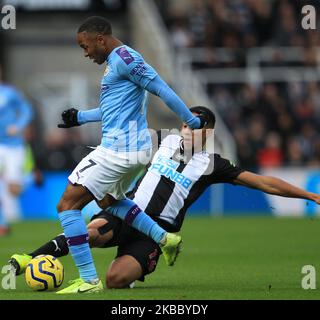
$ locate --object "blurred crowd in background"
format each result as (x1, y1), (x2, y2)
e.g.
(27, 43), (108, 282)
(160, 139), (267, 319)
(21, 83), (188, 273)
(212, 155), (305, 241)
(156, 0), (320, 170)
(158, 0), (319, 49)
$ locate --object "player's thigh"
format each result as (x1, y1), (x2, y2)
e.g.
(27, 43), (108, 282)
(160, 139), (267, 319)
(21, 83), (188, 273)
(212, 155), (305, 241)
(106, 255), (143, 289)
(68, 146), (150, 206)
(102, 148), (151, 203)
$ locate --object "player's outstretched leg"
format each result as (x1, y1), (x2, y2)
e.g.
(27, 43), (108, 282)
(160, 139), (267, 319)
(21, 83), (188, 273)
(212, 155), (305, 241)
(9, 234), (69, 275)
(107, 198), (182, 266)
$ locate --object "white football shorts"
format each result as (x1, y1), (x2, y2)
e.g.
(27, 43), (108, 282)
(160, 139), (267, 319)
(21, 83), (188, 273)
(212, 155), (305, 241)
(68, 145), (151, 201)
(0, 144), (26, 185)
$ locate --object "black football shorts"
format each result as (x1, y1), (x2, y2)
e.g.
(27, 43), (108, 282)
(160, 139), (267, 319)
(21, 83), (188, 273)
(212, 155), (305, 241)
(91, 211), (161, 280)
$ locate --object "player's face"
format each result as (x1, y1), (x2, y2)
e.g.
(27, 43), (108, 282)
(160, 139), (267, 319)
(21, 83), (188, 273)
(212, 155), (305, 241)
(77, 32), (107, 65)
(181, 113), (213, 151)
(181, 124), (203, 150)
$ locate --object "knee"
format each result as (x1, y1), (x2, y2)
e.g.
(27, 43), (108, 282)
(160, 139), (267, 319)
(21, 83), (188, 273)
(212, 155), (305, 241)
(8, 184), (21, 197)
(57, 196), (68, 213)
(106, 270), (131, 289)
(57, 184), (92, 213)
(56, 190), (78, 212)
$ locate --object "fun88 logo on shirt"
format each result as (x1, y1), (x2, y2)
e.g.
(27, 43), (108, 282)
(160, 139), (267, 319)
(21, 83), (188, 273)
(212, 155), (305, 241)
(149, 155), (192, 190)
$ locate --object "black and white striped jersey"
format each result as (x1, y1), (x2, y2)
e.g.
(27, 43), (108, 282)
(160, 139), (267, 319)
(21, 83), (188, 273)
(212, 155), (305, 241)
(128, 134), (244, 232)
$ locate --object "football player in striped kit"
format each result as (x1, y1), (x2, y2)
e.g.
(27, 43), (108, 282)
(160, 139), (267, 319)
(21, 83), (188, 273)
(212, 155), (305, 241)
(10, 106), (320, 288)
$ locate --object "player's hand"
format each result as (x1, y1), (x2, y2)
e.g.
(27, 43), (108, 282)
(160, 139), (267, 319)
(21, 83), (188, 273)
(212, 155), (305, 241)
(57, 108), (80, 128)
(6, 125), (19, 136)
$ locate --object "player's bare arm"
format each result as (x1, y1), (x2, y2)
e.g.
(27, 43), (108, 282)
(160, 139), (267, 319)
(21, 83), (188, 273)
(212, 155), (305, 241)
(233, 171), (320, 204)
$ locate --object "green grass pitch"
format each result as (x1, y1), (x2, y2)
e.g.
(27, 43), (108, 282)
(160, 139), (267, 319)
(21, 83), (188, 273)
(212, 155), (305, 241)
(0, 216), (320, 300)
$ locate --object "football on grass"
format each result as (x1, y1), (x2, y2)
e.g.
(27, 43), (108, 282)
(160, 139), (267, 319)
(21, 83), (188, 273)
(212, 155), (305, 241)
(25, 255), (64, 291)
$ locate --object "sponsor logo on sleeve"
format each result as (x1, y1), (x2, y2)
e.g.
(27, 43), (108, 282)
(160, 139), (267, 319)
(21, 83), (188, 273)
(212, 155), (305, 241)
(116, 47), (134, 65)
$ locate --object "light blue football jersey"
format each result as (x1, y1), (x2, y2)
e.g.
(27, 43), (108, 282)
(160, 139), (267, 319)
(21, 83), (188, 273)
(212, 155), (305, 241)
(99, 45), (158, 152)
(0, 84), (33, 146)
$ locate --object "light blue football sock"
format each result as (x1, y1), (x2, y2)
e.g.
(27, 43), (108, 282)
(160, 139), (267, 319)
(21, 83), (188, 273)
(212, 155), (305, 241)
(58, 210), (98, 282)
(107, 198), (166, 244)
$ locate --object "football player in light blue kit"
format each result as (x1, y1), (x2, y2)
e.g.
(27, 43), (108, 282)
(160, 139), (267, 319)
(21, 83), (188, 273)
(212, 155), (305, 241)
(0, 65), (33, 236)
(56, 16), (207, 294)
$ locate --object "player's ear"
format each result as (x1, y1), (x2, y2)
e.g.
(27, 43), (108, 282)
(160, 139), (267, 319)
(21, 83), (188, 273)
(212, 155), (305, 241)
(96, 34), (105, 45)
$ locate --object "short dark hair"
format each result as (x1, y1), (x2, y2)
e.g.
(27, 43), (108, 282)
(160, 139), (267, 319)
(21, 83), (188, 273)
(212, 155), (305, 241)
(189, 106), (216, 129)
(78, 16), (112, 35)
